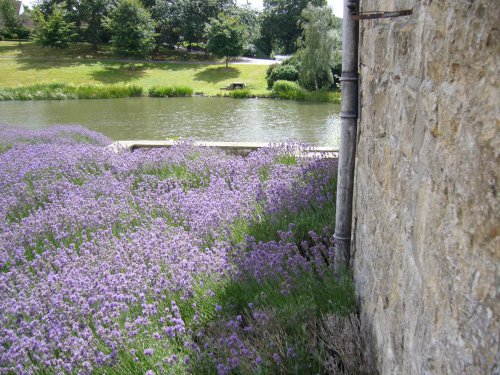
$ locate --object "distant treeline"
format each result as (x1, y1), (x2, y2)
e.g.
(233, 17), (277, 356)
(0, 0), (339, 58)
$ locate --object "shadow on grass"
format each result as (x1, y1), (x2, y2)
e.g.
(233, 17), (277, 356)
(0, 44), (20, 55)
(89, 64), (147, 84)
(194, 66), (240, 83)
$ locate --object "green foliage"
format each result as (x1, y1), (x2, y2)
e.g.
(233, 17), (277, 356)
(79, 0), (112, 48)
(261, 0), (326, 55)
(148, 85), (193, 97)
(270, 80), (340, 103)
(306, 90), (341, 103)
(228, 88), (252, 99)
(185, 0), (234, 47)
(266, 63), (299, 88)
(194, 273), (356, 373)
(151, 0), (183, 48)
(0, 0), (29, 42)
(265, 63), (278, 79)
(271, 80), (307, 101)
(205, 13), (245, 68)
(33, 3), (78, 49)
(106, 0), (156, 58)
(0, 83), (143, 100)
(227, 5), (260, 57)
(298, 5), (342, 90)
(234, 173), (337, 245)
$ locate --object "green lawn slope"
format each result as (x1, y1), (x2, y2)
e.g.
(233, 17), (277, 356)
(0, 41), (269, 96)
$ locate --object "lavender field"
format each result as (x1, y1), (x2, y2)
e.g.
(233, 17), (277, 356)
(0, 125), (355, 374)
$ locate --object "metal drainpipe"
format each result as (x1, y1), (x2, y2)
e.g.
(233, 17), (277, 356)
(334, 0), (359, 273)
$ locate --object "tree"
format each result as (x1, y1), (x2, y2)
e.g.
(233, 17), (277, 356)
(261, 0), (326, 55)
(0, 0), (30, 45)
(206, 13), (245, 68)
(36, 0), (81, 30)
(151, 0), (182, 48)
(106, 0), (156, 58)
(79, 0), (111, 49)
(174, 0), (234, 48)
(227, 5), (260, 57)
(33, 3), (78, 49)
(298, 4), (341, 90)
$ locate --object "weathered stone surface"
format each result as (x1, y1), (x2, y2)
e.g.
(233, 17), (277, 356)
(353, 1), (499, 374)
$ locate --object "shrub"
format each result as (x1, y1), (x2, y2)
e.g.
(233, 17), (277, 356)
(271, 80), (307, 100)
(266, 64), (299, 88)
(266, 63), (279, 79)
(282, 55), (302, 69)
(228, 88), (253, 99)
(148, 85), (193, 97)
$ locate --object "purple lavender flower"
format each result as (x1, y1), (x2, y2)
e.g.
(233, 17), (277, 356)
(272, 353), (281, 364)
(0, 127), (338, 373)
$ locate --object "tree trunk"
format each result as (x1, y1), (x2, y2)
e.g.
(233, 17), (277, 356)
(226, 56), (228, 68)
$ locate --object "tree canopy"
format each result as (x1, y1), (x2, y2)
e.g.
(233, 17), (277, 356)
(79, 0), (112, 48)
(205, 13), (245, 67)
(0, 0), (30, 43)
(261, 0), (326, 54)
(33, 2), (78, 49)
(298, 4), (342, 90)
(106, 0), (156, 58)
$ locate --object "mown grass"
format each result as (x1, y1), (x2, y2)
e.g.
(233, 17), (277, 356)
(0, 42), (269, 96)
(0, 41), (213, 62)
(0, 42), (341, 102)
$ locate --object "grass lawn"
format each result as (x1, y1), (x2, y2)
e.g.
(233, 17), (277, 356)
(0, 41), (270, 96)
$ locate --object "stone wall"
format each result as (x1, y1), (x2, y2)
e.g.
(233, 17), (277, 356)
(352, 0), (499, 374)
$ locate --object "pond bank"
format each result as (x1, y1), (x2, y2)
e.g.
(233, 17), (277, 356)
(0, 82), (341, 103)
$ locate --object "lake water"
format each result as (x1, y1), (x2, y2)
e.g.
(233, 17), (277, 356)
(0, 97), (341, 147)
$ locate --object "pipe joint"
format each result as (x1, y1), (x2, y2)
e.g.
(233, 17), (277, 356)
(340, 72), (358, 82)
(334, 233), (352, 241)
(340, 111), (358, 119)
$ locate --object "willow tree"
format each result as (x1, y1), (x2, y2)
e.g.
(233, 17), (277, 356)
(298, 4), (341, 91)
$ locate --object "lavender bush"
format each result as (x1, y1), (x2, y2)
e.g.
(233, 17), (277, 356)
(0, 125), (355, 374)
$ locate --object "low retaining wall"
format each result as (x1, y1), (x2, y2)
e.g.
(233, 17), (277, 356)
(110, 140), (339, 158)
